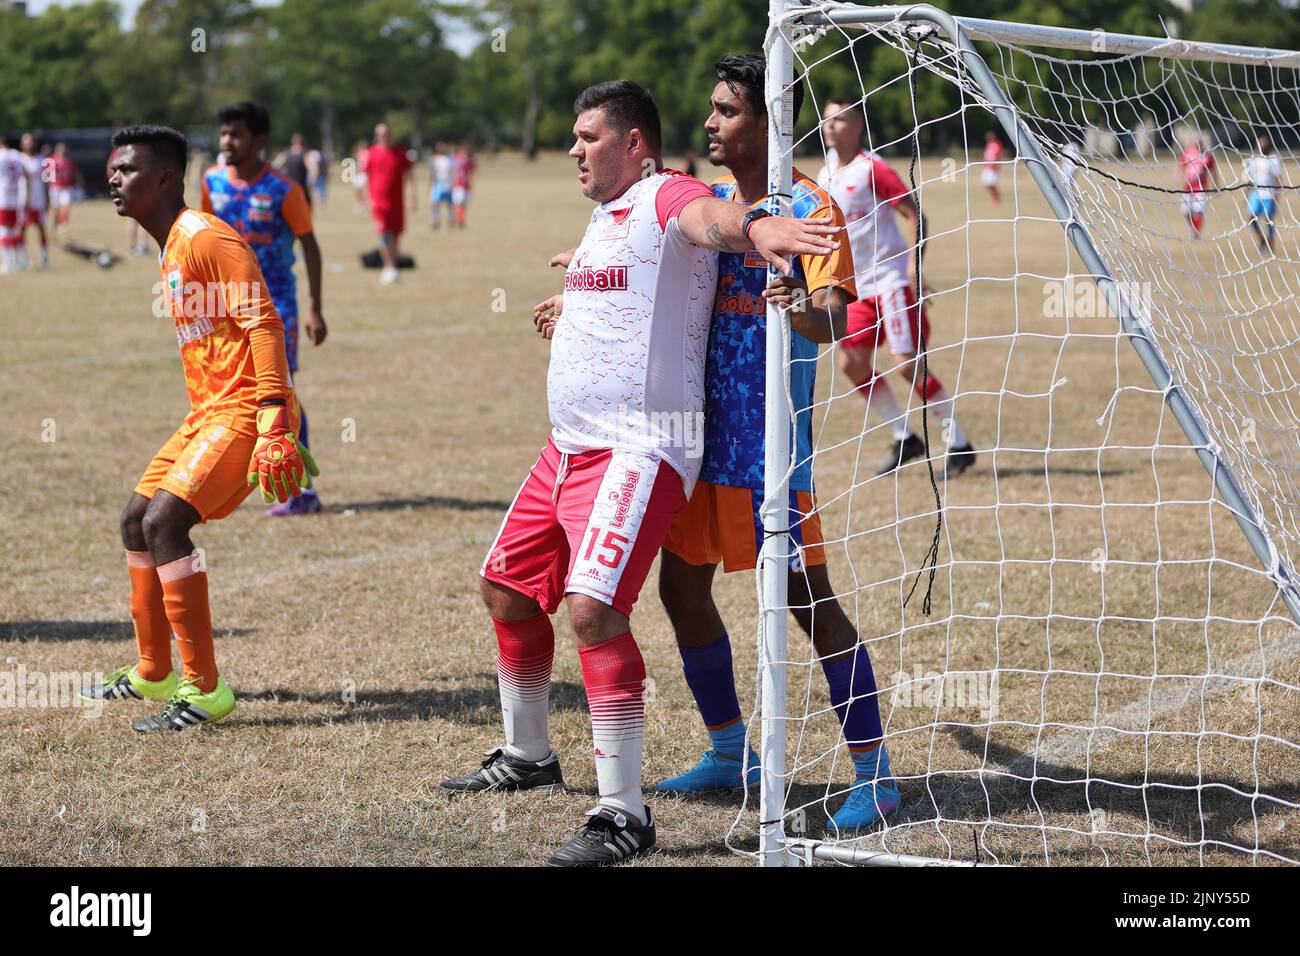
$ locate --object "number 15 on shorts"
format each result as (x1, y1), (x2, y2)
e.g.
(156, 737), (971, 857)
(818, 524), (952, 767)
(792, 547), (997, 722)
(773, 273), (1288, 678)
(582, 527), (630, 569)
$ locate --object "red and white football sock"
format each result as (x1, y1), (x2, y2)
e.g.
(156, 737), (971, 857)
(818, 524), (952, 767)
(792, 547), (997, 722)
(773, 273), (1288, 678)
(494, 613), (555, 762)
(579, 632), (647, 825)
(856, 373), (912, 440)
(915, 374), (969, 449)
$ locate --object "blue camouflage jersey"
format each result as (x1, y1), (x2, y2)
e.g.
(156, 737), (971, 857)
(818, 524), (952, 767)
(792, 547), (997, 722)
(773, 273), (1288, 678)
(700, 171), (856, 493)
(201, 163), (313, 371)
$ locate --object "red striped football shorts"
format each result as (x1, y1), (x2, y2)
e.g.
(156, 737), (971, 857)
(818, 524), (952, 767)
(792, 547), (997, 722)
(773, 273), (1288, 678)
(482, 436), (688, 617)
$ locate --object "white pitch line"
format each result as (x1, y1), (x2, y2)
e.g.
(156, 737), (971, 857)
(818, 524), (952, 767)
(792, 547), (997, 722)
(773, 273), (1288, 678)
(1, 323), (483, 374)
(22, 533), (495, 624)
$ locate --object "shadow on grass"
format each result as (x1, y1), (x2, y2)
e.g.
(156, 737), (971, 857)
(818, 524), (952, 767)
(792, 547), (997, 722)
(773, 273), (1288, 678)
(988, 465), (1135, 480)
(327, 495), (512, 515)
(229, 679), (589, 727)
(874, 725), (1300, 862)
(0, 620), (253, 643)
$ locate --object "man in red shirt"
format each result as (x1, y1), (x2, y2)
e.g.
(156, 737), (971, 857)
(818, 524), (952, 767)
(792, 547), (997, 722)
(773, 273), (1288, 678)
(364, 123), (415, 284)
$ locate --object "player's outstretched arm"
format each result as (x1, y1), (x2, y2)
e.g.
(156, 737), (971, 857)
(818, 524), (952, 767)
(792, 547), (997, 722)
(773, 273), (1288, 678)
(676, 196), (840, 275)
(549, 248), (576, 269)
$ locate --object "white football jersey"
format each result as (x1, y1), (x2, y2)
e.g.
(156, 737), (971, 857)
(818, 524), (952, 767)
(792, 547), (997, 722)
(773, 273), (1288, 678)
(1246, 154), (1283, 199)
(817, 149), (911, 296)
(0, 149), (25, 211)
(549, 171), (718, 493)
(21, 153), (47, 211)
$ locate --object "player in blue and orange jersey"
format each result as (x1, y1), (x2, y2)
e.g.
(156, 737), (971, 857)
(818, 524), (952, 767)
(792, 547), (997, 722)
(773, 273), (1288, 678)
(83, 125), (317, 732)
(203, 101), (327, 515)
(656, 54), (901, 835)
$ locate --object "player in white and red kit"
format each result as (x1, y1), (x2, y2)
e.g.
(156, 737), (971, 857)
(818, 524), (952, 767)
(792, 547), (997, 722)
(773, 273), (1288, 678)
(1179, 136), (1216, 239)
(982, 130), (1005, 204)
(818, 99), (976, 478)
(46, 142), (81, 237)
(0, 138), (26, 275)
(451, 141), (475, 227)
(19, 132), (50, 269)
(437, 79), (842, 867)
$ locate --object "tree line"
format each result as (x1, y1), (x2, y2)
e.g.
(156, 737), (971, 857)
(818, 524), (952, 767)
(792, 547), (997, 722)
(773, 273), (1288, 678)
(2, 0), (1296, 157)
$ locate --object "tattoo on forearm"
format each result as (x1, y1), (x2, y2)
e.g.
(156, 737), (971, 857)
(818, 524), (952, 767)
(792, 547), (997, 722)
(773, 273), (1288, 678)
(706, 222), (743, 252)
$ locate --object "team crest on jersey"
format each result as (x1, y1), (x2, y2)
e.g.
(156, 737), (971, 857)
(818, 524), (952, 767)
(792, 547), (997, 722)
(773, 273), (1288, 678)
(565, 265), (629, 292)
(600, 206), (632, 240)
(249, 193), (274, 222)
(166, 268), (183, 300)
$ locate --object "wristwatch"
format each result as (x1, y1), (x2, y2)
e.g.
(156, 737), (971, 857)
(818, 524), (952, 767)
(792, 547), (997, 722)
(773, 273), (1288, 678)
(742, 207), (772, 243)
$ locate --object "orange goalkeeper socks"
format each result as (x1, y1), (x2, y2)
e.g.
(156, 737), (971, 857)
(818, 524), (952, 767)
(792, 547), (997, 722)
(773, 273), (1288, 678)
(157, 555), (218, 693)
(126, 550), (172, 682)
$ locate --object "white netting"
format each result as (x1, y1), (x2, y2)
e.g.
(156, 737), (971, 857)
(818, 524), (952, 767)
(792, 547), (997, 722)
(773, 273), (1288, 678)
(730, 4), (1300, 865)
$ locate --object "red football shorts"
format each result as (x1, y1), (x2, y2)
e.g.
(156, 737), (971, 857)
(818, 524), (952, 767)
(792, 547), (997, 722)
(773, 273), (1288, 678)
(372, 205), (404, 238)
(482, 436), (688, 617)
(843, 283), (930, 356)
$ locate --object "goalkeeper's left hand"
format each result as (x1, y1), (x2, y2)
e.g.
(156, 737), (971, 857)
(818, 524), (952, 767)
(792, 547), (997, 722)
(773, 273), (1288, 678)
(247, 403), (319, 503)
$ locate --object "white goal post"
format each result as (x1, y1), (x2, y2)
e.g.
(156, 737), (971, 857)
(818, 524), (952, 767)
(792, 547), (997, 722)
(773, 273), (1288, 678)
(747, 1), (1300, 866)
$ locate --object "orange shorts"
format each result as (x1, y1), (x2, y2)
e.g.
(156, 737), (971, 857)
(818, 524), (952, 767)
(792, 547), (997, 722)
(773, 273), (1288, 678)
(134, 417), (261, 522)
(662, 481), (825, 574)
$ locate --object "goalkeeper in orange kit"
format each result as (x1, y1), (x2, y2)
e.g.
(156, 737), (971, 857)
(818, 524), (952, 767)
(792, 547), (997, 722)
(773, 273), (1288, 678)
(83, 125), (317, 732)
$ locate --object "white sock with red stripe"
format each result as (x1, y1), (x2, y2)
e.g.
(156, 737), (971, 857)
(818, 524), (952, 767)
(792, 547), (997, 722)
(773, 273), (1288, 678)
(914, 376), (969, 449)
(493, 614), (555, 763)
(578, 632), (647, 825)
(856, 374), (912, 440)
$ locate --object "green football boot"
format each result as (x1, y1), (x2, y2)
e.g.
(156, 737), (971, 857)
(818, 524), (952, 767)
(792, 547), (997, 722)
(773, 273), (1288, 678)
(81, 664), (178, 703)
(132, 676), (236, 733)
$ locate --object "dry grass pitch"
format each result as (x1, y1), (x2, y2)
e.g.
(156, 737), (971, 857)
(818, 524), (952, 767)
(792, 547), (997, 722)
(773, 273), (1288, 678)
(1, 154), (1296, 866)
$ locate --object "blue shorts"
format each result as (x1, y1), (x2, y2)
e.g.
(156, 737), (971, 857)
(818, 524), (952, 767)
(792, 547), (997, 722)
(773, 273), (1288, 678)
(1248, 192), (1276, 220)
(431, 185), (453, 205)
(273, 295), (300, 373)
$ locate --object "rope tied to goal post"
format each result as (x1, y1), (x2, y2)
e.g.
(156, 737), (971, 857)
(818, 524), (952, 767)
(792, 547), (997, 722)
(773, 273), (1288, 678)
(902, 23), (943, 617)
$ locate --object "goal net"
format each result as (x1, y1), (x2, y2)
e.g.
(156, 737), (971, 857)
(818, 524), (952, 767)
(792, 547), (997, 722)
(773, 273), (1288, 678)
(735, 1), (1300, 866)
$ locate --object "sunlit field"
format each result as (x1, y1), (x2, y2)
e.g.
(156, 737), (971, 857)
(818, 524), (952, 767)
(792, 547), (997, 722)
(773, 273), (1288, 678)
(1, 153), (1296, 866)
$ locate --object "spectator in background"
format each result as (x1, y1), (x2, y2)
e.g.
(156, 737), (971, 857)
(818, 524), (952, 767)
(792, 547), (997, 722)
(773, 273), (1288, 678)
(306, 146), (326, 206)
(451, 140), (475, 228)
(46, 142), (82, 240)
(352, 140), (369, 211)
(19, 132), (49, 269)
(364, 123), (415, 284)
(278, 133), (311, 207)
(0, 137), (25, 274)
(429, 141), (454, 229)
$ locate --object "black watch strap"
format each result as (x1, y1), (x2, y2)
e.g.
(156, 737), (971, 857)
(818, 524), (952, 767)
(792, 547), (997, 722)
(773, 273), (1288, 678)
(742, 207), (772, 242)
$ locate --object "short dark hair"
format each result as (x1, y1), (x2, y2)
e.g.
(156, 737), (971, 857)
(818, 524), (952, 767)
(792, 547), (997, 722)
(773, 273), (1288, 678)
(573, 80), (662, 153)
(111, 125), (189, 175)
(216, 100), (271, 138)
(826, 98), (865, 124)
(714, 53), (803, 126)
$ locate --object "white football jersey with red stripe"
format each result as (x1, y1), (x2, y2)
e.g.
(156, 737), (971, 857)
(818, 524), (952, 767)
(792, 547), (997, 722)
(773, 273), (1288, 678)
(549, 171), (718, 492)
(817, 149), (911, 296)
(21, 153), (47, 211)
(0, 149), (25, 211)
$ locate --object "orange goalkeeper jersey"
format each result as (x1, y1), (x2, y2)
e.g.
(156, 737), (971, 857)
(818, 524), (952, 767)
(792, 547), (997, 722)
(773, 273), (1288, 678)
(159, 208), (294, 433)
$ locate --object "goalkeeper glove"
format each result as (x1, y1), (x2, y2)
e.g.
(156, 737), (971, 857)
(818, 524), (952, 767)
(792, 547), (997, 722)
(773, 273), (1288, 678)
(247, 403), (319, 503)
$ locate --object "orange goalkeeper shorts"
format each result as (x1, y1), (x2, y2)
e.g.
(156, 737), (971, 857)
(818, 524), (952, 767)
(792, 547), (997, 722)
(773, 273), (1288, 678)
(663, 480), (825, 574)
(134, 416), (267, 522)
